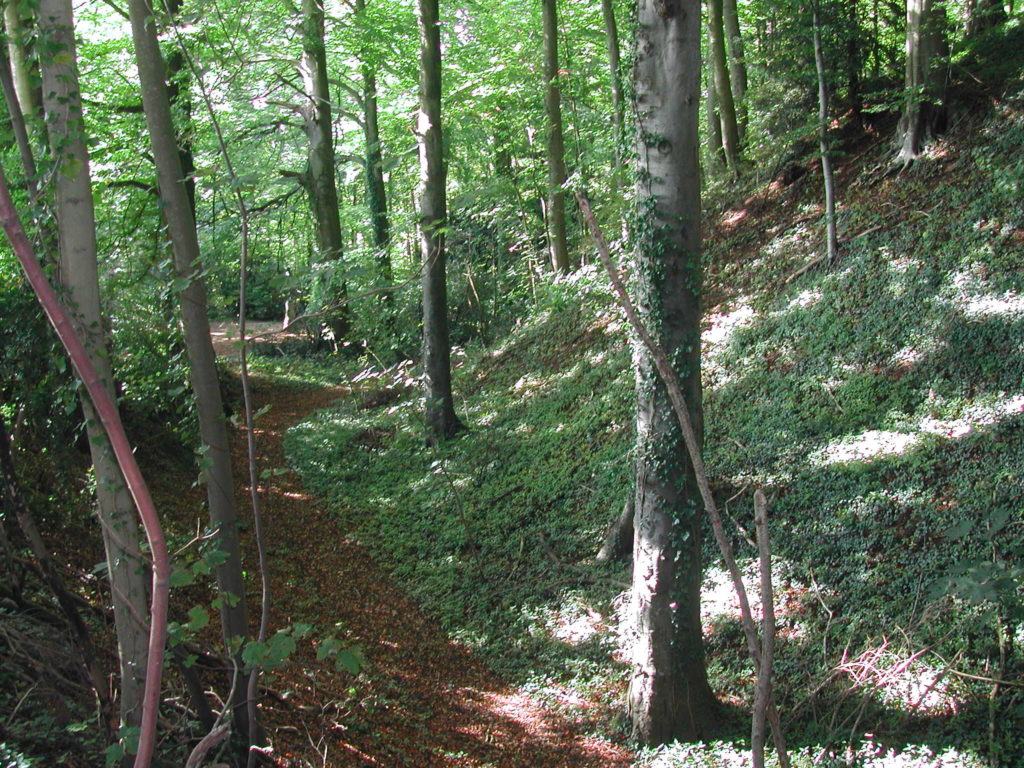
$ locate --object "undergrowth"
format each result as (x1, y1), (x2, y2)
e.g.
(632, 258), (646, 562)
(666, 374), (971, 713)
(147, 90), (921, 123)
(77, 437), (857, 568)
(284, 93), (1024, 766)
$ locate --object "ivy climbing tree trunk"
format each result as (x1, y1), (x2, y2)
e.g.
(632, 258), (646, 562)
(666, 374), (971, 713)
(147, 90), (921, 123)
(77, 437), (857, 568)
(629, 0), (719, 744)
(541, 0), (571, 273)
(126, 0), (252, 738)
(418, 0), (463, 444)
(301, 0), (350, 344)
(37, 0), (151, 744)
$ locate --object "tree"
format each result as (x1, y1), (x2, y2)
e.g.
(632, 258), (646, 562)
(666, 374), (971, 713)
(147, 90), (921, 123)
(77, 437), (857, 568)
(896, 0), (949, 164)
(722, 0), (748, 138)
(600, 0), (625, 192)
(541, 0), (571, 273)
(629, 0), (718, 744)
(707, 0), (741, 173)
(300, 0), (350, 344)
(810, 0), (838, 263)
(417, 0), (463, 444)
(36, 0), (152, 742)
(355, 0), (395, 334)
(126, 0), (253, 735)
(965, 0), (1007, 35)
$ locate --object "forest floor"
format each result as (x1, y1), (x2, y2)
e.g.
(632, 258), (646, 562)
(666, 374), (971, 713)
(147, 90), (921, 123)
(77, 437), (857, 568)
(210, 371), (632, 767)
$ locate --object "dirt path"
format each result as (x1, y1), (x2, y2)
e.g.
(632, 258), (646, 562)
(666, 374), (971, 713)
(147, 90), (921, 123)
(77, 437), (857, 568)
(233, 378), (632, 767)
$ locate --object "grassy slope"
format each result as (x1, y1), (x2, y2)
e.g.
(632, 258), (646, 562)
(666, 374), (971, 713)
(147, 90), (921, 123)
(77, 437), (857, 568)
(285, 86), (1024, 768)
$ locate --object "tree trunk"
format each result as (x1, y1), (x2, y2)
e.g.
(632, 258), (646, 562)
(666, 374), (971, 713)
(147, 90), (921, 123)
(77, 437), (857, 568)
(541, 0), (571, 273)
(355, 0), (394, 334)
(630, 0), (718, 745)
(966, 0), (1007, 35)
(722, 0), (748, 139)
(3, 0), (36, 121)
(705, 63), (724, 165)
(896, 0), (949, 164)
(126, 0), (252, 735)
(811, 0), (838, 264)
(600, 0), (625, 192)
(846, 1), (864, 122)
(301, 0), (350, 344)
(37, 0), (150, 740)
(707, 0), (740, 173)
(417, 0), (463, 444)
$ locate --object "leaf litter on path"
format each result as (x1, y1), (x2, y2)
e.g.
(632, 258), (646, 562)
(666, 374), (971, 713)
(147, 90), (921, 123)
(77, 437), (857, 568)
(229, 377), (632, 767)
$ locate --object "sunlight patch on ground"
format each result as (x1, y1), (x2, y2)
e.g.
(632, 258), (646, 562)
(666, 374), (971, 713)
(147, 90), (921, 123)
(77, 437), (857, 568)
(943, 270), (1024, 318)
(811, 393), (1024, 465)
(703, 298), (759, 388)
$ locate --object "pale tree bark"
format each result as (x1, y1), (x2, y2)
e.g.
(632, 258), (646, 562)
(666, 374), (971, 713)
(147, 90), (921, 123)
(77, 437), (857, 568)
(896, 0), (949, 164)
(3, 0), (36, 121)
(705, 63), (723, 165)
(355, 0), (394, 331)
(542, 0), (571, 273)
(37, 0), (151, 740)
(126, 0), (252, 734)
(301, 0), (350, 344)
(600, 0), (625, 192)
(629, 0), (718, 744)
(706, 0), (740, 173)
(811, 0), (838, 264)
(722, 0), (747, 139)
(417, 0), (463, 444)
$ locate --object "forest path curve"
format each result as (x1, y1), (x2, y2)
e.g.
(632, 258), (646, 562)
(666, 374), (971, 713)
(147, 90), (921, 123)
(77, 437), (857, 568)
(230, 374), (633, 768)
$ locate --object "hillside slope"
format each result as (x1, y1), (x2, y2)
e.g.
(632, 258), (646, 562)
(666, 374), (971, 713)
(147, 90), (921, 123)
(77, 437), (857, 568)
(285, 86), (1024, 766)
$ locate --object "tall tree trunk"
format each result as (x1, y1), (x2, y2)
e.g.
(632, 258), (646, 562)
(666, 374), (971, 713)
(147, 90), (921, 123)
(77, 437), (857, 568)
(600, 0), (625, 192)
(705, 62), (724, 165)
(301, 0), (350, 344)
(126, 0), (252, 736)
(37, 0), (151, 741)
(417, 0), (463, 444)
(630, 0), (718, 745)
(811, 0), (838, 264)
(355, 0), (394, 333)
(3, 0), (36, 121)
(541, 0), (571, 273)
(846, 1), (864, 122)
(722, 0), (748, 139)
(896, 0), (948, 164)
(707, 0), (740, 173)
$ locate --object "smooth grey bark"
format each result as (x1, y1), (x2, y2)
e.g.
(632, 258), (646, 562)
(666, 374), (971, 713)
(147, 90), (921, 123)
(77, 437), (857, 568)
(126, 0), (252, 731)
(301, 0), (350, 344)
(600, 0), (625, 191)
(630, 0), (718, 745)
(417, 0), (463, 444)
(541, 0), (571, 273)
(706, 0), (740, 173)
(37, 0), (150, 738)
(705, 63), (724, 164)
(355, 0), (394, 328)
(896, 0), (949, 164)
(722, 0), (748, 138)
(811, 0), (838, 263)
(3, 0), (35, 120)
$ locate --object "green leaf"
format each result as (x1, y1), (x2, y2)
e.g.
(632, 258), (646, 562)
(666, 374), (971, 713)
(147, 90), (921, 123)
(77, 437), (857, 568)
(170, 567), (195, 588)
(187, 606), (209, 631)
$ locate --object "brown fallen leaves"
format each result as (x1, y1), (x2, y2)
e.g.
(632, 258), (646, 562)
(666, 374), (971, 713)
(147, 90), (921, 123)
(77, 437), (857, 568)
(223, 378), (632, 768)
